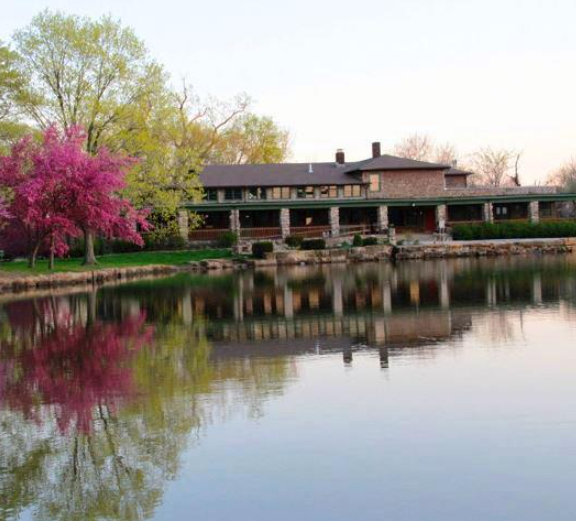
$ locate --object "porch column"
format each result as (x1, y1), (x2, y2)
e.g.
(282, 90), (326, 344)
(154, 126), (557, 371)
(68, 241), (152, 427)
(280, 208), (290, 238)
(436, 204), (447, 230)
(377, 205), (389, 232)
(329, 206), (340, 237)
(483, 202), (494, 223)
(178, 209), (189, 241)
(529, 201), (540, 223)
(230, 209), (240, 234)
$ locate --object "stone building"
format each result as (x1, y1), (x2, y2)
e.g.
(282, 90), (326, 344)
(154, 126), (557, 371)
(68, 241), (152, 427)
(180, 141), (576, 241)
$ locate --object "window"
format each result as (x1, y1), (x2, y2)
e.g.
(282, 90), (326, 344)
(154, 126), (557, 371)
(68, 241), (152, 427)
(271, 186), (291, 199)
(224, 188), (243, 200)
(369, 174), (380, 192)
(247, 187), (267, 200)
(297, 186), (315, 199)
(320, 185), (338, 198)
(204, 188), (218, 201)
(344, 185), (362, 197)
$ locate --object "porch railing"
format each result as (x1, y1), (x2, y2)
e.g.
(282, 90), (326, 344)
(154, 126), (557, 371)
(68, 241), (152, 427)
(188, 228), (228, 241)
(290, 225), (332, 238)
(339, 224), (374, 237)
(240, 227), (282, 240)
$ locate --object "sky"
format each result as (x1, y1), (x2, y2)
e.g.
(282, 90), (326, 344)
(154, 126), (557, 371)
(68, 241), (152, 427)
(1, 0), (575, 183)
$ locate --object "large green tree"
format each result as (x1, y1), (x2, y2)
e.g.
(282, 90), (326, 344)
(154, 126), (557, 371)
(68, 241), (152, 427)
(5, 10), (291, 258)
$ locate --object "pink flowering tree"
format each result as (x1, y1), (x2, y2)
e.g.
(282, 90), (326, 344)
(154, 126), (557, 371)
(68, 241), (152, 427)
(0, 126), (150, 267)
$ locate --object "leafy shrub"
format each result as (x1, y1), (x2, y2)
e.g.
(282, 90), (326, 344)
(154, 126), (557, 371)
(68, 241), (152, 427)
(301, 239), (326, 250)
(143, 226), (186, 251)
(452, 221), (576, 241)
(352, 234), (363, 247)
(252, 241), (274, 259)
(362, 237), (378, 246)
(218, 231), (238, 248)
(285, 235), (303, 248)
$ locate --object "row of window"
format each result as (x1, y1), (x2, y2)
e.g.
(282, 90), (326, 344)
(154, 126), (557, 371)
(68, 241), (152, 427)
(204, 185), (366, 201)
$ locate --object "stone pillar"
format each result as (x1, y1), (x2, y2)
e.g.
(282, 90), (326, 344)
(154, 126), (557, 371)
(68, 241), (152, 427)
(529, 201), (540, 223)
(178, 209), (189, 241)
(329, 206), (340, 237)
(436, 204), (447, 230)
(483, 203), (494, 223)
(280, 208), (290, 238)
(387, 227), (396, 245)
(377, 205), (389, 232)
(230, 209), (240, 234)
(532, 274), (543, 305)
(332, 277), (343, 317)
(182, 292), (193, 325)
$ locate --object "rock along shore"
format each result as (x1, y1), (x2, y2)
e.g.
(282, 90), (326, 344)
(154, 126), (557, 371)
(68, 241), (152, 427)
(2, 238), (574, 295)
(0, 264), (179, 294)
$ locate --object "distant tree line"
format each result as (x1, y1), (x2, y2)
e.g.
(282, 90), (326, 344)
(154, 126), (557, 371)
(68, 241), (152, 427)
(392, 132), (574, 191)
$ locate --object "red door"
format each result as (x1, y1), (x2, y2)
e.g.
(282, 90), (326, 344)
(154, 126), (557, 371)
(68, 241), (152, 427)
(424, 208), (436, 232)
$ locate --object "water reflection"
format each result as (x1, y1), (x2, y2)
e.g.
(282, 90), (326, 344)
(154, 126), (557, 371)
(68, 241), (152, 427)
(1, 254), (576, 520)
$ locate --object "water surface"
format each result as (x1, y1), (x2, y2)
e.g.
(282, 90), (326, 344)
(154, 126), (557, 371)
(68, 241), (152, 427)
(1, 255), (576, 521)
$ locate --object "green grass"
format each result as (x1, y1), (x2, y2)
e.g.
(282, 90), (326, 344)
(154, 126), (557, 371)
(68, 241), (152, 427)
(0, 249), (232, 275)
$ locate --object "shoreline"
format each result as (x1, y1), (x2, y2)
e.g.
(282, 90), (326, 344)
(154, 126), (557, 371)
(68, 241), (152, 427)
(1, 238), (574, 295)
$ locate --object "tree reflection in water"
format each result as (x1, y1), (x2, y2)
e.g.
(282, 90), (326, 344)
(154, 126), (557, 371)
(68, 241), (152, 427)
(1, 254), (576, 520)
(0, 292), (296, 521)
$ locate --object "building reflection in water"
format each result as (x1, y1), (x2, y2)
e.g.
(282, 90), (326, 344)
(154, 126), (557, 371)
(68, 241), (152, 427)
(1, 254), (576, 520)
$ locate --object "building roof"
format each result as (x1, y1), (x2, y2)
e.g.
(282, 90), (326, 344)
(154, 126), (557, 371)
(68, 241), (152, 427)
(344, 154), (450, 173)
(200, 155), (450, 188)
(445, 167), (474, 176)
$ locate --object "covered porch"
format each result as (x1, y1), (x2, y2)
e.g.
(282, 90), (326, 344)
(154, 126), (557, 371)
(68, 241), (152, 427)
(339, 207), (379, 235)
(389, 206), (437, 232)
(290, 208), (331, 238)
(239, 209), (281, 239)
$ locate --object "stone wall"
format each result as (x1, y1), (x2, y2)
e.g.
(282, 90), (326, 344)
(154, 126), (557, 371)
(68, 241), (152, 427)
(0, 265), (179, 294)
(395, 239), (575, 260)
(365, 170), (446, 198)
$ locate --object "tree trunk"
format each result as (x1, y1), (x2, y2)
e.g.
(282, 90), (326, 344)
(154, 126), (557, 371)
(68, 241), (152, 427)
(28, 242), (41, 269)
(83, 229), (97, 266)
(48, 235), (55, 270)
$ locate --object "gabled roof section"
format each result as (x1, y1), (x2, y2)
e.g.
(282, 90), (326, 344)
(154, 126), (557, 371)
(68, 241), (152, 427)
(344, 154), (450, 173)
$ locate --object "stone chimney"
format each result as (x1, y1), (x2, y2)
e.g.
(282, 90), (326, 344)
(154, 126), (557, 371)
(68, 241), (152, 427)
(335, 149), (345, 166)
(452, 159), (458, 168)
(372, 142), (381, 158)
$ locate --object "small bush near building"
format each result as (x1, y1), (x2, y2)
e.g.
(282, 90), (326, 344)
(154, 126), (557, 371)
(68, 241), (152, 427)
(362, 237), (379, 246)
(218, 231), (238, 248)
(353, 234), (363, 247)
(452, 221), (576, 241)
(301, 239), (326, 250)
(285, 235), (303, 248)
(252, 241), (274, 259)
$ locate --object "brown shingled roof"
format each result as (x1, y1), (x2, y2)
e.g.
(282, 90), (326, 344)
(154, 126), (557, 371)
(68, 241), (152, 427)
(200, 155), (450, 188)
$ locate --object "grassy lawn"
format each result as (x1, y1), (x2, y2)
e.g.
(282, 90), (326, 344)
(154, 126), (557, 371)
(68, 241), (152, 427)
(0, 249), (232, 275)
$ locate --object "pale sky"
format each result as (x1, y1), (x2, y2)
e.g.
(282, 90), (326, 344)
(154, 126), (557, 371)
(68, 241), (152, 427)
(2, 0), (575, 183)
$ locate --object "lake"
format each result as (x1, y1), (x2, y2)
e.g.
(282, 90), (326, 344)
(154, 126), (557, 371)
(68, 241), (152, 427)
(1, 255), (576, 521)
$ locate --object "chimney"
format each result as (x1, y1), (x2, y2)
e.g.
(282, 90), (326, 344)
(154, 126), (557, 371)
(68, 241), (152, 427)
(372, 142), (381, 158)
(452, 159), (458, 168)
(335, 149), (345, 165)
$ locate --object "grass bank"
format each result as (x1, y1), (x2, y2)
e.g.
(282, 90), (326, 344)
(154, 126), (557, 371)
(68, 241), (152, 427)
(0, 249), (232, 275)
